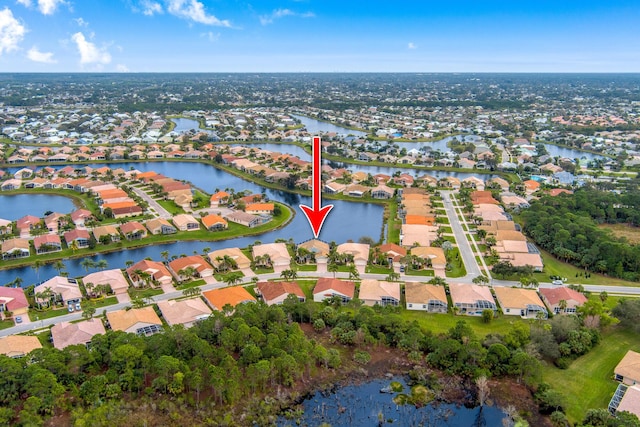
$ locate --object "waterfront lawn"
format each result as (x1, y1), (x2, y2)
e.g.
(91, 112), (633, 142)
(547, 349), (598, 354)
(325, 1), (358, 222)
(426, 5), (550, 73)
(387, 201), (401, 244)
(542, 328), (640, 424)
(403, 310), (528, 337)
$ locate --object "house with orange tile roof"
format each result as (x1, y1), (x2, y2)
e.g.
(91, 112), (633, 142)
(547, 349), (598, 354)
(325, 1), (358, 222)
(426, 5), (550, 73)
(377, 243), (406, 264)
(245, 203), (274, 215)
(106, 307), (163, 336)
(539, 287), (588, 315)
(209, 191), (230, 207)
(523, 179), (541, 195)
(120, 221), (147, 240)
(126, 259), (173, 287)
(405, 283), (448, 313)
(313, 278), (355, 303)
(51, 319), (106, 350)
(63, 229), (90, 248)
(201, 214), (228, 231)
(202, 286), (256, 311)
(156, 299), (212, 328)
(168, 255), (214, 281)
(256, 281), (305, 305)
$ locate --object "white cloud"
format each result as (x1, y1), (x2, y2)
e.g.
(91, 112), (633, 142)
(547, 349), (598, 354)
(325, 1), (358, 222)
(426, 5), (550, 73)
(141, 0), (162, 16)
(27, 46), (55, 63)
(71, 32), (111, 65)
(259, 8), (314, 25)
(116, 64), (130, 72)
(200, 31), (219, 42)
(166, 0), (230, 26)
(0, 8), (26, 56)
(75, 17), (88, 27)
(37, 0), (65, 15)
(17, 0), (66, 15)
(408, 42), (417, 50)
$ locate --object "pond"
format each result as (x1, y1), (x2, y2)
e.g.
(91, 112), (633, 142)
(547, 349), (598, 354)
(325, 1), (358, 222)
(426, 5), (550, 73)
(292, 114), (367, 137)
(277, 376), (506, 427)
(0, 194), (78, 220)
(0, 161), (384, 286)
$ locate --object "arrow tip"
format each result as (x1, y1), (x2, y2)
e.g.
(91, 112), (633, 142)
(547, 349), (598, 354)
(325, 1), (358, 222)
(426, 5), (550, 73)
(299, 204), (333, 238)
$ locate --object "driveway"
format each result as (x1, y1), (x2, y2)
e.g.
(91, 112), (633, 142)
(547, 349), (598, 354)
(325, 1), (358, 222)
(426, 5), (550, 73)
(130, 187), (172, 219)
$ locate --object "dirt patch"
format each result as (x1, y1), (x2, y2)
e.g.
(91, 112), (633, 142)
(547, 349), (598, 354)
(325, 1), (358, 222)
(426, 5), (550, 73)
(489, 379), (553, 427)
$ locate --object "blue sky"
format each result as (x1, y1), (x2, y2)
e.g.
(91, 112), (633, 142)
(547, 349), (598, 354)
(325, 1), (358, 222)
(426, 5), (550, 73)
(0, 0), (638, 72)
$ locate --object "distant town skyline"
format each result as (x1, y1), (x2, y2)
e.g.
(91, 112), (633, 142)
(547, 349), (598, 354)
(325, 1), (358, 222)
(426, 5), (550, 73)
(0, 0), (638, 73)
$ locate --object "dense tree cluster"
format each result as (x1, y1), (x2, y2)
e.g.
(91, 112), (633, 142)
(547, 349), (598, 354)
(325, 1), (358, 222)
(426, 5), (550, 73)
(521, 186), (640, 280)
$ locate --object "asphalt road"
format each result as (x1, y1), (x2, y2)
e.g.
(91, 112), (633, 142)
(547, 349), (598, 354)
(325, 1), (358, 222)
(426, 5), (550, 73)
(440, 191), (482, 278)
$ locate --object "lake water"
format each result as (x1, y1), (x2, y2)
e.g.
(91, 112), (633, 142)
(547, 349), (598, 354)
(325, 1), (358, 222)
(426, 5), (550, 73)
(230, 143), (311, 160)
(171, 118), (217, 137)
(0, 194), (77, 220)
(0, 161), (383, 285)
(277, 377), (506, 427)
(292, 114), (367, 137)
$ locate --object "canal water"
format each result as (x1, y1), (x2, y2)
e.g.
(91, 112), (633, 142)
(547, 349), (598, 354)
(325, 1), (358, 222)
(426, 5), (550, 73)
(0, 194), (77, 220)
(277, 376), (506, 427)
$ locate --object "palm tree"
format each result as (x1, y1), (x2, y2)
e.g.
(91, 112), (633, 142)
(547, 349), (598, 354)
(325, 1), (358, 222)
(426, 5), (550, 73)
(68, 240), (79, 253)
(179, 266), (197, 282)
(12, 277), (23, 288)
(280, 269), (298, 281)
(348, 265), (360, 281)
(160, 251), (170, 263)
(327, 261), (339, 278)
(96, 259), (108, 271)
(125, 260), (134, 268)
(558, 299), (568, 314)
(53, 260), (66, 276)
(85, 282), (95, 298)
(32, 260), (43, 281)
(80, 258), (95, 273)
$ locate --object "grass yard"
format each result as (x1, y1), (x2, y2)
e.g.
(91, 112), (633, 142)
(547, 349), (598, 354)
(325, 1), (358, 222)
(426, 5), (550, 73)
(366, 265), (393, 274)
(445, 248), (467, 278)
(542, 328), (640, 424)
(128, 287), (164, 299)
(0, 319), (15, 330)
(176, 279), (206, 290)
(405, 268), (435, 277)
(91, 296), (118, 309)
(599, 223), (640, 245)
(295, 264), (317, 272)
(533, 250), (640, 288)
(403, 310), (529, 337)
(29, 306), (70, 321)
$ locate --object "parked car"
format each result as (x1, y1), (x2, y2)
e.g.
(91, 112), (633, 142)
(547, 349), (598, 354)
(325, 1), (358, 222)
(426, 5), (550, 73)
(552, 280), (564, 285)
(75, 303), (81, 311)
(15, 316), (22, 324)
(68, 305), (74, 313)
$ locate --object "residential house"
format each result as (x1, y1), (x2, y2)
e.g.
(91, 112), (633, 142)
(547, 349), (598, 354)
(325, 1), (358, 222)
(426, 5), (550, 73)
(411, 246), (447, 277)
(0, 218), (12, 235)
(449, 283), (496, 316)
(539, 287), (588, 315)
(245, 203), (275, 215)
(106, 307), (163, 336)
(16, 215), (41, 235)
(92, 225), (121, 244)
(1, 179), (22, 191)
(615, 351), (640, 385)
(82, 269), (130, 297)
(358, 279), (400, 307)
(1, 238), (30, 259)
(405, 283), (448, 313)
(156, 299), (212, 328)
(127, 259), (173, 287)
(225, 211), (261, 228)
(336, 242), (370, 274)
(209, 191), (230, 207)
(252, 242), (291, 273)
(201, 214), (228, 231)
(34, 276), (82, 306)
(207, 247), (251, 271)
(0, 287), (29, 318)
(297, 239), (330, 263)
(172, 214), (200, 232)
(120, 221), (147, 240)
(70, 209), (92, 226)
(168, 255), (214, 282)
(202, 286), (256, 311)
(371, 185), (394, 199)
(256, 281), (305, 305)
(0, 336), (42, 358)
(33, 234), (62, 254)
(313, 278), (355, 303)
(145, 218), (176, 235)
(493, 287), (547, 319)
(377, 243), (407, 265)
(51, 319), (106, 350)
(63, 229), (90, 249)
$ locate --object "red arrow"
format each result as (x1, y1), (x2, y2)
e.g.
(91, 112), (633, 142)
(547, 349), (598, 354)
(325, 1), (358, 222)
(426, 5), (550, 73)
(299, 136), (334, 238)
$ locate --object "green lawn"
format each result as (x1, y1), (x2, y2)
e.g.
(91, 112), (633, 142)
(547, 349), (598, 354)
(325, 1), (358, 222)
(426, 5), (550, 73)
(387, 201), (401, 244)
(445, 248), (467, 278)
(438, 226), (453, 234)
(405, 268), (435, 277)
(176, 279), (206, 290)
(29, 306), (70, 321)
(128, 287), (164, 299)
(403, 310), (529, 337)
(214, 271), (246, 282)
(542, 328), (640, 424)
(0, 319), (15, 330)
(366, 265), (393, 274)
(295, 264), (317, 272)
(156, 199), (185, 215)
(534, 250), (640, 287)
(91, 296), (118, 309)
